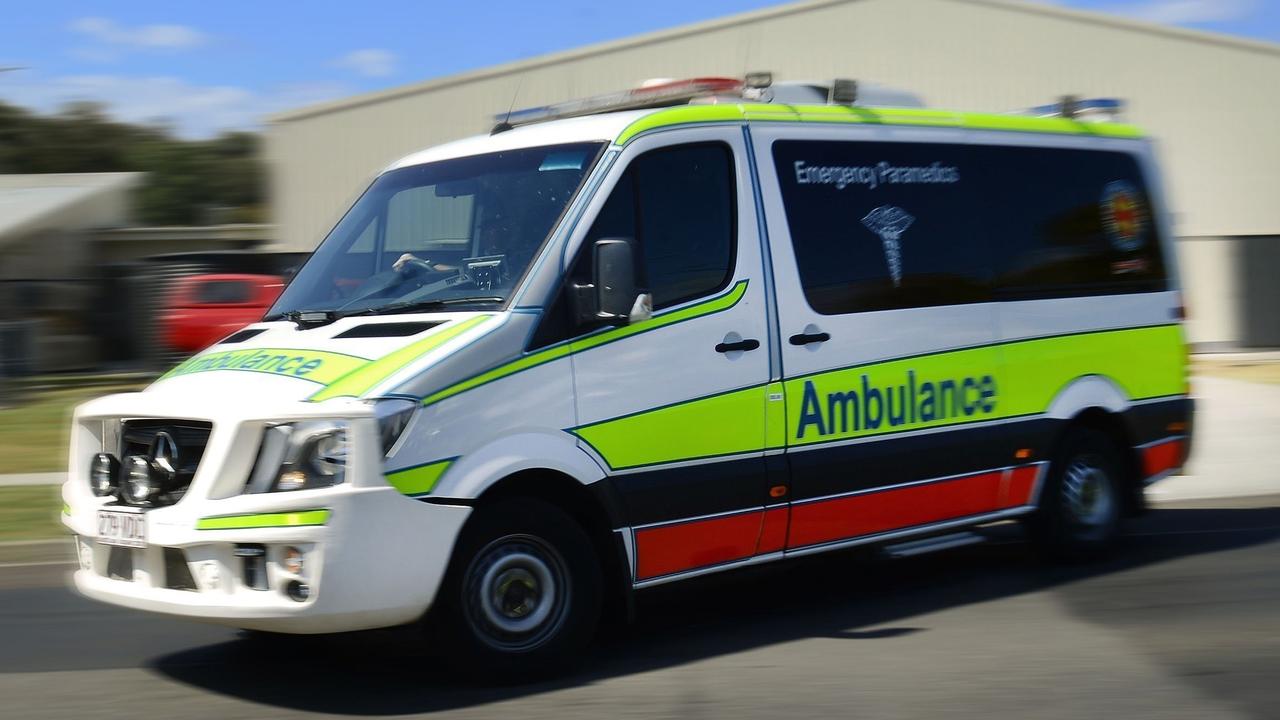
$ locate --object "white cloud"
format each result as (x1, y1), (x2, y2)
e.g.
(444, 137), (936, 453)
(332, 49), (396, 78)
(1103, 0), (1258, 25)
(69, 17), (206, 50)
(0, 73), (351, 138)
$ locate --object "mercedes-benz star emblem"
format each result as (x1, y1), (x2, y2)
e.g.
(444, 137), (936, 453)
(149, 431), (180, 481)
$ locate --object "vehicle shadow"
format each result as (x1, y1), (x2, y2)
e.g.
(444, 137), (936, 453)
(149, 501), (1280, 716)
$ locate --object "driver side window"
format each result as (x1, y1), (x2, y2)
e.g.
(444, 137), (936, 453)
(531, 142), (736, 347)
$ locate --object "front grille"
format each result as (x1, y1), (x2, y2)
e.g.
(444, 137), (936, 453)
(117, 419), (212, 507)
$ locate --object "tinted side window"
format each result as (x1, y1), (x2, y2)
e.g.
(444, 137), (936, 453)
(531, 143), (736, 348)
(982, 146), (1167, 298)
(580, 144), (735, 309)
(194, 280), (251, 305)
(772, 140), (987, 315)
(630, 145), (735, 308)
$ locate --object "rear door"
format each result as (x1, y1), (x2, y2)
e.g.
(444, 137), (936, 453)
(538, 127), (779, 583)
(752, 125), (1018, 553)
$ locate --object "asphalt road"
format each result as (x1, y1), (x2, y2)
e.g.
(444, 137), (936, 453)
(1, 492), (1277, 720)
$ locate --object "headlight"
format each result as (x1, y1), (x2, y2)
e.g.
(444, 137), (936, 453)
(371, 398), (418, 455)
(89, 453), (120, 497)
(246, 421), (348, 493)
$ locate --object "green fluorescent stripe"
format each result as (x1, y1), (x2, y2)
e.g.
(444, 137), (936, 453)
(385, 459), (454, 496)
(196, 509), (331, 531)
(161, 348), (369, 386)
(421, 280), (749, 407)
(785, 324), (1186, 448)
(61, 503), (71, 516)
(999, 324), (1186, 415)
(616, 104), (1144, 145)
(573, 384), (768, 470)
(616, 104), (760, 145)
(309, 316), (493, 402)
(571, 324), (1186, 467)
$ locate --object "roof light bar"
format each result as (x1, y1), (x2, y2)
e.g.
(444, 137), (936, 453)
(1024, 96), (1125, 122)
(495, 77), (744, 130)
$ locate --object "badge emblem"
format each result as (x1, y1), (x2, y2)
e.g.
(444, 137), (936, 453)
(1101, 181), (1147, 252)
(148, 430), (180, 482)
(861, 206), (914, 287)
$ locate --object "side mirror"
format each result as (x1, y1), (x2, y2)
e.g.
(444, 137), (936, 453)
(575, 238), (651, 326)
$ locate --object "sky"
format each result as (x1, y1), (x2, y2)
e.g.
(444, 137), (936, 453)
(0, 0), (1276, 138)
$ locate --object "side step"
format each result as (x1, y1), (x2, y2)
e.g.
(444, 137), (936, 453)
(881, 531), (985, 559)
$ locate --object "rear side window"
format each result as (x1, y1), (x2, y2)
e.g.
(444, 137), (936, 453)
(772, 140), (987, 315)
(982, 146), (1167, 299)
(772, 140), (1167, 315)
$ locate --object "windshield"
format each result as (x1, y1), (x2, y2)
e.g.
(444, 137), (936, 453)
(268, 142), (603, 319)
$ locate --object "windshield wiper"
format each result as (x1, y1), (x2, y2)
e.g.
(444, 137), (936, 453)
(337, 296), (505, 318)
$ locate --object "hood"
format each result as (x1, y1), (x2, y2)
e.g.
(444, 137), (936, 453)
(148, 313), (498, 404)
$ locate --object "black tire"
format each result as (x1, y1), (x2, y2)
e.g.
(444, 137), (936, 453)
(1028, 427), (1126, 562)
(428, 497), (601, 678)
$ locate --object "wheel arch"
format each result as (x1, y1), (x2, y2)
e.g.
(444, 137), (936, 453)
(470, 468), (634, 624)
(1053, 407), (1145, 516)
(1044, 375), (1144, 515)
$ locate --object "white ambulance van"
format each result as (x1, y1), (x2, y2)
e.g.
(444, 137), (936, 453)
(62, 77), (1192, 672)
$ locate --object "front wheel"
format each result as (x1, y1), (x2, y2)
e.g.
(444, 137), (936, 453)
(428, 498), (601, 677)
(1028, 427), (1126, 562)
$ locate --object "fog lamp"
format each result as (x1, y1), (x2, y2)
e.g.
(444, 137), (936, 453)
(89, 453), (120, 497)
(121, 455), (157, 504)
(282, 546), (304, 575)
(275, 470), (308, 492)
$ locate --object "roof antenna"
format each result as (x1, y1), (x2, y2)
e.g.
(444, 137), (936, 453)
(491, 78), (523, 134)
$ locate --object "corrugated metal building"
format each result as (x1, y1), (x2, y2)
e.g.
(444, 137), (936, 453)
(266, 0), (1280, 349)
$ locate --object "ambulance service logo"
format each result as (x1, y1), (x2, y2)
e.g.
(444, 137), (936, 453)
(862, 205), (915, 287)
(1101, 180), (1148, 252)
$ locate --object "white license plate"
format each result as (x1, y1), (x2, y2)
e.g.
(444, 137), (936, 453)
(97, 510), (147, 548)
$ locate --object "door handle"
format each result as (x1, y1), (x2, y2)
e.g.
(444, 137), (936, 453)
(715, 338), (761, 353)
(789, 331), (831, 346)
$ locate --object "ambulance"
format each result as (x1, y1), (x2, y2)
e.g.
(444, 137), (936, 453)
(61, 75), (1192, 672)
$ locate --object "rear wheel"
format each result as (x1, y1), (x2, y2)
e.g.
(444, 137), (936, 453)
(1029, 427), (1126, 562)
(429, 498), (601, 677)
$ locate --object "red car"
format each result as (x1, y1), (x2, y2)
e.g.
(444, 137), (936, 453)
(161, 274), (284, 354)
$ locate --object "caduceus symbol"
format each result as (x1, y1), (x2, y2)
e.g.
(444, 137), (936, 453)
(861, 206), (915, 287)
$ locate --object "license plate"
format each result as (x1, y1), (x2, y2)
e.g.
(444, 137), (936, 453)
(97, 510), (147, 548)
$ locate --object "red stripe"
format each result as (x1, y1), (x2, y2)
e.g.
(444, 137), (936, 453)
(1002, 465), (1039, 508)
(1143, 438), (1184, 478)
(757, 506), (789, 554)
(634, 510), (762, 580)
(633, 464), (1043, 581)
(787, 471), (1004, 549)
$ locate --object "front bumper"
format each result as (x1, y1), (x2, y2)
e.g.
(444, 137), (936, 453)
(66, 487), (470, 633)
(62, 391), (471, 634)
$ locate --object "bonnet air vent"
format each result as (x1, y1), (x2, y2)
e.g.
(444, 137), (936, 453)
(219, 328), (267, 344)
(334, 321), (443, 339)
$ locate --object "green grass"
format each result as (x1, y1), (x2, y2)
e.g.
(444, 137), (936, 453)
(0, 485), (67, 542)
(0, 382), (147, 474)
